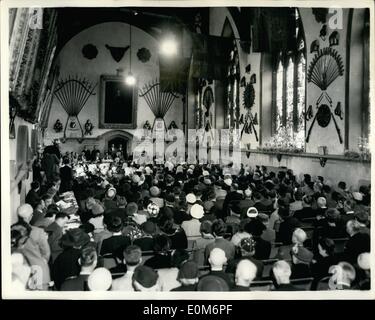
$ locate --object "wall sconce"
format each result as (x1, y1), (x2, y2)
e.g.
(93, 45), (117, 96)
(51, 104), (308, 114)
(319, 24), (327, 41)
(319, 157), (328, 167)
(246, 143), (251, 158)
(276, 153), (282, 162)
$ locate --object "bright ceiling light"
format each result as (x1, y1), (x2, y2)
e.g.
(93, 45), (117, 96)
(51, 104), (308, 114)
(160, 37), (178, 56)
(125, 72), (136, 86)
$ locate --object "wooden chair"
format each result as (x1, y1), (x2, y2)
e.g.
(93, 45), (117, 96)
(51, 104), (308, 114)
(290, 277), (314, 290)
(261, 258), (279, 279)
(332, 237), (349, 253)
(100, 253), (120, 270)
(250, 279), (273, 291)
(315, 276), (331, 291)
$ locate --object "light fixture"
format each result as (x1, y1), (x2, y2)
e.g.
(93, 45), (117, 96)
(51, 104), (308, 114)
(160, 35), (178, 56)
(125, 23), (136, 86)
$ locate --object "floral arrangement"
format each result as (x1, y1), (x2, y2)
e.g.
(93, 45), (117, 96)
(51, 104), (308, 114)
(258, 126), (304, 153)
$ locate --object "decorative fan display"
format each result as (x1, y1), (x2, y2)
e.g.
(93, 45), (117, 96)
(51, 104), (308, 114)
(82, 44), (98, 60)
(138, 80), (179, 130)
(137, 48), (151, 63)
(54, 75), (97, 140)
(307, 47), (344, 90)
(243, 83), (255, 109)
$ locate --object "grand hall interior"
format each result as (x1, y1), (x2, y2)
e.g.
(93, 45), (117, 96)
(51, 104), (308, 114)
(2, 2), (372, 295)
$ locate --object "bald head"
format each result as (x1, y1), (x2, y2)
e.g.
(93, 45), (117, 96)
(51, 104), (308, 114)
(17, 204), (33, 223)
(235, 259), (257, 287)
(272, 260), (292, 285)
(208, 248), (227, 270)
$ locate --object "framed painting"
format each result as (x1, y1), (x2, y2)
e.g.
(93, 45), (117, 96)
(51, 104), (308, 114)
(99, 75), (138, 129)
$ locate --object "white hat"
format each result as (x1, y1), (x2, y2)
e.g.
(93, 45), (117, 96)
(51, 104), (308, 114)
(176, 165), (183, 174)
(17, 204), (33, 220)
(352, 192), (363, 201)
(358, 252), (370, 270)
(150, 186), (161, 197)
(224, 178), (232, 187)
(190, 204), (204, 219)
(132, 213), (147, 225)
(189, 165), (195, 170)
(132, 174), (141, 184)
(209, 248), (227, 265)
(87, 268), (112, 291)
(202, 170), (210, 177)
(246, 207), (258, 218)
(186, 193), (197, 204)
(106, 187), (117, 199)
(145, 166), (152, 175)
(317, 197), (327, 208)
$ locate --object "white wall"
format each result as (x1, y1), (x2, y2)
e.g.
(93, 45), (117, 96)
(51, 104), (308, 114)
(45, 22), (183, 153)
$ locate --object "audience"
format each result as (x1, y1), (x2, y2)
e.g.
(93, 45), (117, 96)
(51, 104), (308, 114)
(10, 148), (371, 292)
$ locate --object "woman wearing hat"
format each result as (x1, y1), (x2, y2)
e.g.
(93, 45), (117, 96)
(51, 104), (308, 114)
(181, 204), (204, 249)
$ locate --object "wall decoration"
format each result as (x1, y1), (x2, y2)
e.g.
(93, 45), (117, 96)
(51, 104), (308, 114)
(329, 31), (340, 46)
(334, 102), (343, 120)
(54, 75), (97, 140)
(53, 119), (63, 133)
(243, 83), (255, 109)
(245, 64), (251, 74)
(240, 76), (246, 87)
(168, 121), (179, 130)
(310, 39), (320, 53)
(143, 120), (152, 130)
(305, 105), (314, 121)
(241, 78), (258, 141)
(319, 24), (328, 41)
(139, 79), (179, 130)
(306, 92), (343, 144)
(307, 47), (344, 90)
(312, 8), (328, 23)
(203, 87), (214, 117)
(84, 119), (94, 135)
(105, 44), (130, 62)
(82, 44), (98, 60)
(250, 74), (257, 84)
(137, 47), (151, 63)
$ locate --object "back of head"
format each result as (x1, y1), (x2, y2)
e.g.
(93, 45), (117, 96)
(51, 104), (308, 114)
(208, 248), (227, 268)
(88, 268), (112, 291)
(272, 260), (291, 283)
(292, 228), (307, 244)
(107, 216), (123, 232)
(80, 246), (98, 268)
(132, 265), (160, 291)
(124, 245), (142, 266)
(235, 259), (257, 285)
(200, 220), (213, 235)
(197, 275), (229, 291)
(211, 219), (226, 237)
(153, 234), (171, 252)
(17, 204), (33, 222)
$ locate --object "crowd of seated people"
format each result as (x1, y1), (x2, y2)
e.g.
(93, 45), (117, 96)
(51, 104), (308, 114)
(10, 143), (371, 292)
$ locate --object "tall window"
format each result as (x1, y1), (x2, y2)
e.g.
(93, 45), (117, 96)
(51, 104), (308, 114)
(275, 60), (283, 133)
(273, 10), (305, 149)
(227, 45), (240, 129)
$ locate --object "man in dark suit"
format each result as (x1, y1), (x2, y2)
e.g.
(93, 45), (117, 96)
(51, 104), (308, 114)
(60, 157), (73, 193)
(60, 246), (98, 291)
(293, 195), (315, 220)
(343, 220), (370, 264)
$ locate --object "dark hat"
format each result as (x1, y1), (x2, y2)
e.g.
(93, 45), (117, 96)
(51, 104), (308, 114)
(132, 265), (158, 288)
(197, 275), (229, 291)
(166, 194), (175, 203)
(240, 237), (256, 252)
(178, 261), (199, 280)
(142, 221), (156, 235)
(61, 228), (90, 248)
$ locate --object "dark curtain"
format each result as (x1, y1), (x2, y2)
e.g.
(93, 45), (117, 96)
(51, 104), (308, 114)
(252, 7), (297, 54)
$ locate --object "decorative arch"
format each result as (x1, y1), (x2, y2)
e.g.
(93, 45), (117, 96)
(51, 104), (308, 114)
(97, 130), (134, 154)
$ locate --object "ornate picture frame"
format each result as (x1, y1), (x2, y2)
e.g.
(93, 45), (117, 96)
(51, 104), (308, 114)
(99, 75), (138, 129)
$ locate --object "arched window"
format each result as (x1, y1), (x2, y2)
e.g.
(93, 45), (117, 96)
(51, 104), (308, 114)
(275, 59), (283, 132)
(296, 49), (306, 147)
(227, 44), (240, 129)
(272, 9), (306, 149)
